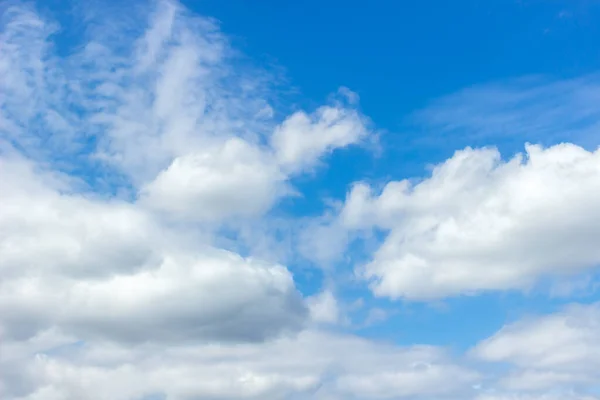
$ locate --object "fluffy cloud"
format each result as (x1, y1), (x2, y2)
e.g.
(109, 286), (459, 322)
(0, 152), (306, 344)
(0, 154), (159, 281)
(336, 143), (600, 299)
(271, 96), (370, 174)
(141, 101), (370, 221)
(139, 137), (289, 222)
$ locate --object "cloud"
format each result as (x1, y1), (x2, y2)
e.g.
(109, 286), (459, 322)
(139, 137), (289, 222)
(0, 0), (354, 370)
(7, 0), (600, 399)
(297, 213), (351, 267)
(332, 142), (600, 299)
(0, 0), (370, 198)
(0, 1), (481, 399)
(140, 100), (371, 222)
(411, 75), (600, 150)
(1, 330), (479, 400)
(307, 291), (341, 325)
(0, 153), (306, 344)
(472, 302), (600, 392)
(271, 91), (370, 175)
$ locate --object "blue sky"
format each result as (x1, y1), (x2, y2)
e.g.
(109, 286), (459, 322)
(2, 0), (600, 399)
(190, 0), (600, 344)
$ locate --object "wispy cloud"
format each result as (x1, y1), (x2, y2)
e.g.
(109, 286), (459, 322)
(472, 302), (600, 392)
(412, 75), (600, 151)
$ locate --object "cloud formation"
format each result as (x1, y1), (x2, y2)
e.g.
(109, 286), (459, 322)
(0, 151), (306, 345)
(2, 329), (479, 400)
(330, 143), (600, 299)
(473, 303), (600, 392)
(3, 0), (600, 399)
(0, 1), (480, 399)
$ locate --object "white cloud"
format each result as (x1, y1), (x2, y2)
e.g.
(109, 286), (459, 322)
(0, 155), (158, 279)
(77, 0), (262, 185)
(1, 330), (479, 400)
(0, 0), (370, 204)
(307, 291), (340, 324)
(0, 2), (477, 400)
(0, 153), (306, 344)
(139, 137), (289, 222)
(271, 98), (370, 174)
(472, 303), (600, 391)
(0, 0), (312, 365)
(9, 1), (600, 399)
(336, 143), (600, 299)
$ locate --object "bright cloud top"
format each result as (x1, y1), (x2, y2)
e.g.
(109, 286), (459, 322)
(330, 143), (600, 299)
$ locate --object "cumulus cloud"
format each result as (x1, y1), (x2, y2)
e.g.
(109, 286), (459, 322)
(139, 137), (289, 222)
(0, 152), (306, 345)
(271, 94), (370, 174)
(332, 143), (600, 299)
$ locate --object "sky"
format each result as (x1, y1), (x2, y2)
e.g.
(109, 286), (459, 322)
(2, 0), (600, 399)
